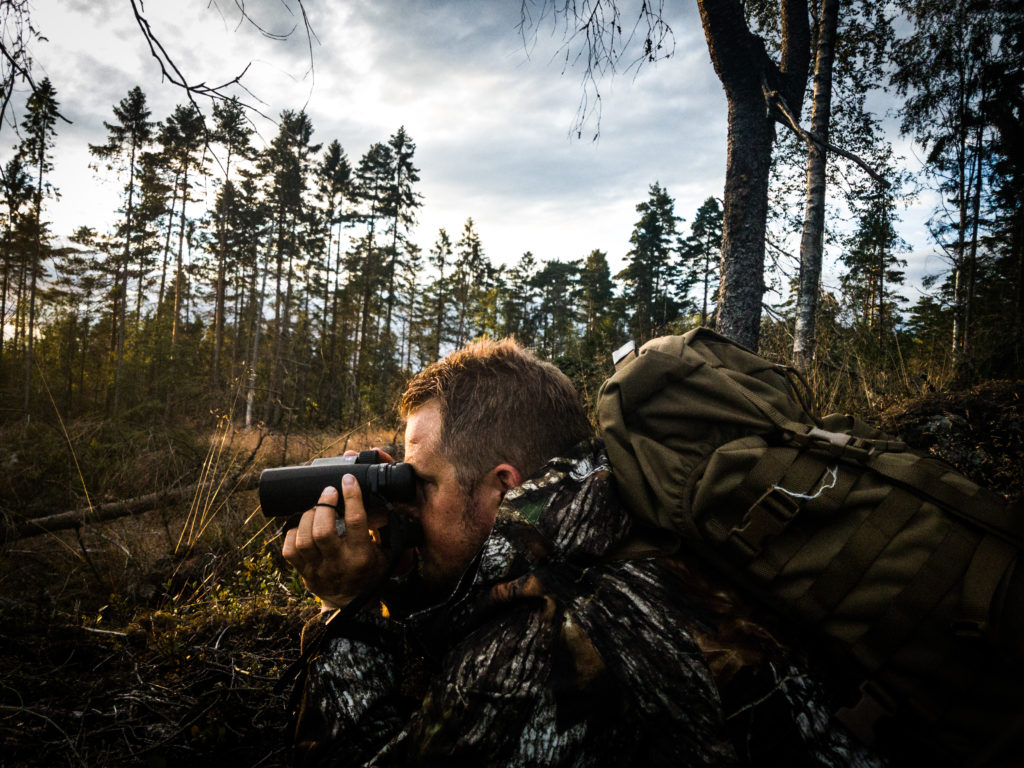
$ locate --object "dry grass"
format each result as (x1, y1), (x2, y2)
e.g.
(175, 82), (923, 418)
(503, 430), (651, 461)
(0, 419), (404, 767)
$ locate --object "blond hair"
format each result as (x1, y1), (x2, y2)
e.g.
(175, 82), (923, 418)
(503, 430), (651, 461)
(400, 338), (592, 490)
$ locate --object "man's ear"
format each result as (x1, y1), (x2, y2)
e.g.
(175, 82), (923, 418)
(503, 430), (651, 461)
(492, 463), (523, 493)
(478, 463), (523, 510)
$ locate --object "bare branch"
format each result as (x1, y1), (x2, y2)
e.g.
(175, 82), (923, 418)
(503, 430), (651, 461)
(518, 1), (674, 139)
(763, 77), (891, 188)
(0, 1), (71, 128)
(130, 0), (317, 122)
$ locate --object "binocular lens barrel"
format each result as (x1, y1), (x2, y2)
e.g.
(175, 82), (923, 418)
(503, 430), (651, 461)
(259, 460), (418, 519)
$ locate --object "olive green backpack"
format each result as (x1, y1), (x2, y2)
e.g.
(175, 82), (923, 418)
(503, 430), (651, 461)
(597, 327), (1023, 765)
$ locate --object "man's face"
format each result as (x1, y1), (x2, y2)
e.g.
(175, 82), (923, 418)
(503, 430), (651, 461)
(403, 399), (497, 589)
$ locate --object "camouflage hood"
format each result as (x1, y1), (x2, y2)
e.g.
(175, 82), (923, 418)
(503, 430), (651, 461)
(416, 438), (632, 610)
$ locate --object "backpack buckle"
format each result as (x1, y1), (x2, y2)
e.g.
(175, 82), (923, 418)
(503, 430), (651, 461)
(727, 487), (802, 561)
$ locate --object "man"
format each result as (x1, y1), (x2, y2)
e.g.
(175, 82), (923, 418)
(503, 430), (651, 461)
(282, 339), (883, 767)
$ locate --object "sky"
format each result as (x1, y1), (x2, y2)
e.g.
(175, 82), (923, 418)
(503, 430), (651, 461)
(9, 0), (942, 309)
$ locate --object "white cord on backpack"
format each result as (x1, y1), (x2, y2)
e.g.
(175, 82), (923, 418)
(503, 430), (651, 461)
(772, 465), (839, 501)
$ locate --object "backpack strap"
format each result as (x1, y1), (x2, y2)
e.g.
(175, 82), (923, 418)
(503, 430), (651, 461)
(865, 453), (1024, 548)
(795, 486), (921, 623)
(959, 533), (1018, 637)
(703, 359), (1024, 550)
(853, 521), (979, 675)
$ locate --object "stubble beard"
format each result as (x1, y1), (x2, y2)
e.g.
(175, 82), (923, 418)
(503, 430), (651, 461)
(416, 489), (492, 601)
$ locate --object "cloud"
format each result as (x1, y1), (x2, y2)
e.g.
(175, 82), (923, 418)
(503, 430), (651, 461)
(10, 0), (935, 303)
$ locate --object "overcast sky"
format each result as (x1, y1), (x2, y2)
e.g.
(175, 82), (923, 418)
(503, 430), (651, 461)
(11, 0), (942, 307)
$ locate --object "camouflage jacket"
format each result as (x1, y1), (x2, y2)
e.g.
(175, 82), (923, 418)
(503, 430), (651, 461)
(290, 439), (885, 767)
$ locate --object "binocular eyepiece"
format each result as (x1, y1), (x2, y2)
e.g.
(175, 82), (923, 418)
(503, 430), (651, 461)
(259, 450), (418, 520)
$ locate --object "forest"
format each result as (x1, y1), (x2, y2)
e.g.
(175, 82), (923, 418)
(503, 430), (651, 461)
(1, 0), (1023, 765)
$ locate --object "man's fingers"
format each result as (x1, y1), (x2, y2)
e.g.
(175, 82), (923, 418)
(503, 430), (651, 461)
(282, 525), (299, 564)
(341, 474), (370, 542)
(342, 447), (394, 462)
(311, 486), (341, 542)
(293, 505), (317, 556)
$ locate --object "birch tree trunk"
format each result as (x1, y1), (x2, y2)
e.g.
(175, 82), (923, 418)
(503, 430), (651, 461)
(793, 0), (840, 371)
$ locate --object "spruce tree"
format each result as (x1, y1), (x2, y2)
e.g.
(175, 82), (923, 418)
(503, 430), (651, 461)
(425, 228), (453, 361)
(532, 258), (582, 359)
(452, 218), (486, 346)
(680, 197), (723, 328)
(839, 182), (907, 345)
(620, 182), (681, 344)
(502, 250), (539, 343)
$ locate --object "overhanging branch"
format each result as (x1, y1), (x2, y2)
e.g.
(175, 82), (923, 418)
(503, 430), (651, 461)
(763, 79), (891, 188)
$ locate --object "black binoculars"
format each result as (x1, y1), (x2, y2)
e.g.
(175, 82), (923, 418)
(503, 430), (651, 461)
(259, 450), (419, 520)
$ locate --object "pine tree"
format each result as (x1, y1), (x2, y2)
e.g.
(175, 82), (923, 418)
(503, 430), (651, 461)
(158, 103), (207, 355)
(89, 85), (154, 413)
(210, 97), (254, 387)
(892, 0), (999, 375)
(0, 155), (30, 378)
(316, 139), (352, 361)
(16, 75), (59, 416)
(348, 141), (394, 421)
(259, 110), (320, 424)
(382, 127), (422, 350)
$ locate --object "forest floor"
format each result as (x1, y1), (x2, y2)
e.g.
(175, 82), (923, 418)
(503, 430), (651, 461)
(0, 383), (1022, 767)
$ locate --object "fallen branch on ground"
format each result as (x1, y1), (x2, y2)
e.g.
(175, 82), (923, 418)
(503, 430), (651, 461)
(2, 473), (260, 542)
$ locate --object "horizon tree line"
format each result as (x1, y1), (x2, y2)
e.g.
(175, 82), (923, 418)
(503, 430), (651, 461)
(0, 64), (1020, 431)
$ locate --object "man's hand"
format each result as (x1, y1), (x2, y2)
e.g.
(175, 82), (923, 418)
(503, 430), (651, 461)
(282, 473), (389, 612)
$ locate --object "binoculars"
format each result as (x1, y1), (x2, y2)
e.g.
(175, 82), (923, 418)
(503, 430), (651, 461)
(259, 450), (422, 549)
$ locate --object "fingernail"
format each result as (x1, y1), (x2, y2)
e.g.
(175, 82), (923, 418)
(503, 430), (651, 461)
(342, 474), (356, 489)
(323, 486), (336, 496)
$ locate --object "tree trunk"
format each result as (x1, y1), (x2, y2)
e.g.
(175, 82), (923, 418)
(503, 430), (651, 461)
(245, 252), (267, 429)
(962, 120), (986, 378)
(23, 161), (44, 418)
(5, 473), (261, 542)
(171, 163), (189, 351)
(213, 203), (227, 390)
(699, 0), (810, 351)
(951, 93), (971, 369)
(1014, 205), (1024, 372)
(716, 97), (776, 350)
(0, 241), (9, 372)
(157, 175), (179, 313)
(793, 0), (840, 370)
(263, 204), (287, 424)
